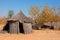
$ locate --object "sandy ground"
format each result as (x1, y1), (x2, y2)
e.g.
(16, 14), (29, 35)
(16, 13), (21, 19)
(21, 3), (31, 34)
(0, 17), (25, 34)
(0, 25), (60, 40)
(0, 30), (60, 40)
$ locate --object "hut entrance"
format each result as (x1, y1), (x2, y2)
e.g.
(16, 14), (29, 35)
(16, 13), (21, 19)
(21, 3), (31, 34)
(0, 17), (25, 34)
(19, 23), (24, 33)
(3, 20), (19, 33)
(3, 22), (9, 32)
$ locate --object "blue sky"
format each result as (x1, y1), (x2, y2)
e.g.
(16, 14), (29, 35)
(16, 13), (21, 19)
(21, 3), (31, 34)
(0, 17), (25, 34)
(0, 0), (60, 17)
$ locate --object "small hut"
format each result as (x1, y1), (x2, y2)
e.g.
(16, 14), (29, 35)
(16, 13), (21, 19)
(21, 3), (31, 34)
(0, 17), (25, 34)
(53, 21), (60, 30)
(3, 11), (32, 34)
(8, 19), (19, 34)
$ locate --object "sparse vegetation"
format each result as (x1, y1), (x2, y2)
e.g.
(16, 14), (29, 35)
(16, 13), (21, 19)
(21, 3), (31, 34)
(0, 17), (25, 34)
(8, 10), (14, 18)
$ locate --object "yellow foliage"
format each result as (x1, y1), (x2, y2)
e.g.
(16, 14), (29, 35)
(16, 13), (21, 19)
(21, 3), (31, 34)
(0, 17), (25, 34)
(41, 6), (52, 22)
(29, 6), (60, 24)
(29, 6), (40, 17)
(0, 18), (7, 24)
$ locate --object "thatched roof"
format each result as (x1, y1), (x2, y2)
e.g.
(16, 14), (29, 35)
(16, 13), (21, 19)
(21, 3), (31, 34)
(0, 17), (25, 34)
(8, 10), (32, 23)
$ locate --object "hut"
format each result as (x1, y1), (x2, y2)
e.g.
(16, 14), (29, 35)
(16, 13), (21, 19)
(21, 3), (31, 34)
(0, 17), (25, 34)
(3, 11), (32, 34)
(41, 21), (60, 30)
(43, 22), (54, 29)
(53, 21), (60, 30)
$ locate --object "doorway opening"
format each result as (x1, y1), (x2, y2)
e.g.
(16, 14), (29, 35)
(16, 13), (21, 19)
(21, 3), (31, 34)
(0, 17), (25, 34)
(3, 22), (9, 32)
(19, 23), (24, 33)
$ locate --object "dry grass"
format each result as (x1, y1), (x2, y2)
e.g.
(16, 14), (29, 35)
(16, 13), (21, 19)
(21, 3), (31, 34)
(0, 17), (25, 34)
(0, 30), (60, 40)
(0, 18), (7, 24)
(0, 18), (7, 30)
